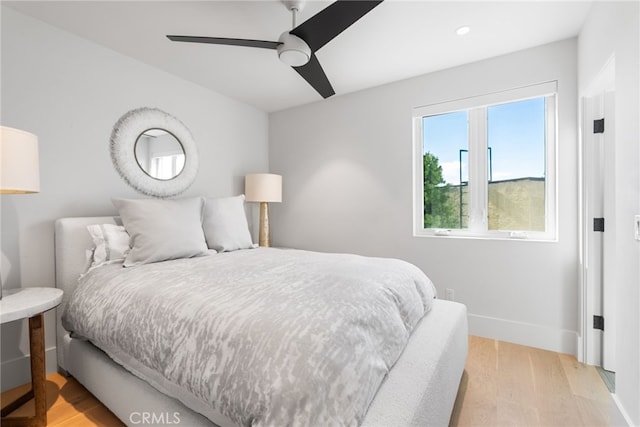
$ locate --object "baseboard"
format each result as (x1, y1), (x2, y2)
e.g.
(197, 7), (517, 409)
(0, 346), (58, 392)
(610, 393), (635, 427)
(468, 313), (578, 356)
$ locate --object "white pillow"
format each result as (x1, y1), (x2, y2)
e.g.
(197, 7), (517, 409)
(202, 195), (255, 252)
(87, 224), (130, 269)
(113, 197), (209, 267)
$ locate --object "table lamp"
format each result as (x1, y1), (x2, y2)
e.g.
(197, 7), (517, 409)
(1, 126), (41, 299)
(245, 173), (282, 247)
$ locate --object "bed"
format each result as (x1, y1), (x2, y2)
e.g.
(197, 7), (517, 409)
(54, 215), (468, 426)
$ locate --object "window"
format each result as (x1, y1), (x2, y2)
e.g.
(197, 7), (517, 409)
(150, 153), (185, 180)
(413, 82), (557, 240)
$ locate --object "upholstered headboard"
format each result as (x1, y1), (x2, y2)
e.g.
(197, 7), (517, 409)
(54, 216), (121, 370)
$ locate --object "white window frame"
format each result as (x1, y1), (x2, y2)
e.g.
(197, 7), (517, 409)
(412, 81), (558, 241)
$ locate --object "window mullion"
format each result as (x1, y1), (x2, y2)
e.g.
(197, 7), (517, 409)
(468, 108), (488, 232)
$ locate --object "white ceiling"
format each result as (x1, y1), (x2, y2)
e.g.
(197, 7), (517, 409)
(6, 1), (593, 112)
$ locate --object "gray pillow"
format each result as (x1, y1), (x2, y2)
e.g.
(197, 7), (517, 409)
(202, 195), (254, 252)
(113, 197), (209, 267)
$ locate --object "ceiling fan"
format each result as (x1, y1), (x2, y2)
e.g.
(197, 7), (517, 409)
(167, 0), (383, 99)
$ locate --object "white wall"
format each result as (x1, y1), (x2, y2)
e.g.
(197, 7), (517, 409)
(578, 2), (640, 425)
(1, 7), (269, 390)
(270, 39), (579, 355)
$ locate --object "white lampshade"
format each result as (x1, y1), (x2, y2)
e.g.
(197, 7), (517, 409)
(245, 173), (282, 203)
(0, 126), (40, 194)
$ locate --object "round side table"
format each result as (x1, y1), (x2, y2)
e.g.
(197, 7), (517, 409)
(1, 287), (63, 427)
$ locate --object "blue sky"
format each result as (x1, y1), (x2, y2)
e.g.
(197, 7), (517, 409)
(423, 97), (546, 185)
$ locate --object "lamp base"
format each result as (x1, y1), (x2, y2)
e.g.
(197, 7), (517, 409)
(259, 202), (271, 247)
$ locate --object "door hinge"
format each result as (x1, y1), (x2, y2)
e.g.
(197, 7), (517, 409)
(593, 118), (605, 134)
(594, 217), (605, 232)
(593, 315), (605, 331)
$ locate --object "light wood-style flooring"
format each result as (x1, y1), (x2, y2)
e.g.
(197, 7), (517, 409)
(450, 336), (611, 426)
(1, 336), (610, 426)
(1, 371), (123, 426)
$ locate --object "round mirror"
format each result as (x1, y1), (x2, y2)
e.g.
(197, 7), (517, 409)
(134, 129), (185, 181)
(110, 108), (199, 198)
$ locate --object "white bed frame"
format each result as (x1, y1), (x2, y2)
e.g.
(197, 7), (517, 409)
(55, 216), (468, 426)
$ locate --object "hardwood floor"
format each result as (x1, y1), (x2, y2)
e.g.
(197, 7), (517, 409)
(450, 336), (611, 426)
(1, 371), (123, 426)
(1, 336), (610, 426)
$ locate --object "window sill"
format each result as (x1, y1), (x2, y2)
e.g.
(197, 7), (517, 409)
(413, 230), (558, 243)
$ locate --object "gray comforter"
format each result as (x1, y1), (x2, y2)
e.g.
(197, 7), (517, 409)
(63, 248), (436, 426)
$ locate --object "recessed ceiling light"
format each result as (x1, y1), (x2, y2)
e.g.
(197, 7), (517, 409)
(456, 26), (471, 36)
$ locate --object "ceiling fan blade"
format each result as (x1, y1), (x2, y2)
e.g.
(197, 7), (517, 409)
(293, 53), (335, 99)
(167, 35), (280, 50)
(290, 0), (383, 53)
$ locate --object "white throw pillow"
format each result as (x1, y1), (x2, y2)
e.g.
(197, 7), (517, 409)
(113, 197), (209, 267)
(202, 195), (255, 252)
(87, 224), (130, 269)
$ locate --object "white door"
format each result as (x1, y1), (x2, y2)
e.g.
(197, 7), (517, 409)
(582, 91), (616, 372)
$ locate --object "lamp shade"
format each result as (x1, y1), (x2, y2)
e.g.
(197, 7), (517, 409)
(0, 126), (40, 194)
(245, 173), (282, 203)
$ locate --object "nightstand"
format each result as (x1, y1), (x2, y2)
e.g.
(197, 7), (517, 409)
(1, 287), (63, 427)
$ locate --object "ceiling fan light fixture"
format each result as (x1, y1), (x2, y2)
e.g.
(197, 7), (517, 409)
(277, 32), (311, 67)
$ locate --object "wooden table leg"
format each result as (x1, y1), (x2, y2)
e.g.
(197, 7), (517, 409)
(0, 313), (47, 427)
(30, 313), (47, 427)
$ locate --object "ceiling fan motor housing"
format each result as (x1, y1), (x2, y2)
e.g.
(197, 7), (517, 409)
(277, 32), (311, 67)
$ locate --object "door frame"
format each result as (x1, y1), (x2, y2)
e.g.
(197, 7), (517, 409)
(579, 55), (616, 368)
